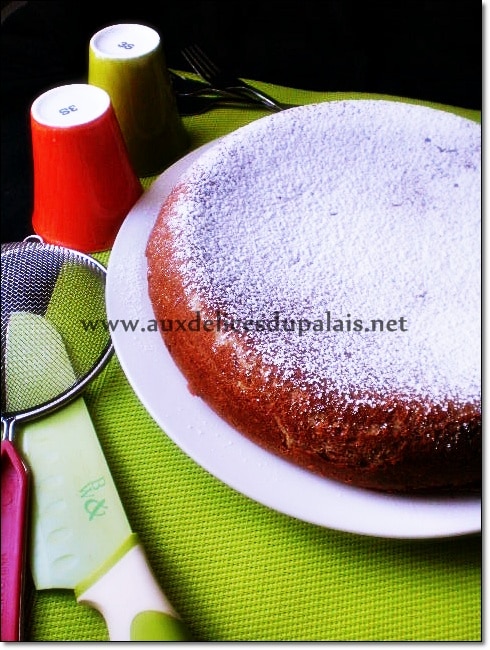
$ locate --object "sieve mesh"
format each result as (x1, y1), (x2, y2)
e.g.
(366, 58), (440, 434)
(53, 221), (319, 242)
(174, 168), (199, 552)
(1, 237), (113, 419)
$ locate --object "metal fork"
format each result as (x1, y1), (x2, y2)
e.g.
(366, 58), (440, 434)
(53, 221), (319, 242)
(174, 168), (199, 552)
(181, 44), (289, 112)
(169, 69), (280, 115)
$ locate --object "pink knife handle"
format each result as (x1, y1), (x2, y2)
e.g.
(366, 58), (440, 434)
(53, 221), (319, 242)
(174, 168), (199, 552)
(1, 439), (29, 641)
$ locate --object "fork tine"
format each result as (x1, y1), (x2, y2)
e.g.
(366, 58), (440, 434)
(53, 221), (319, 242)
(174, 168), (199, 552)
(187, 45), (215, 80)
(181, 47), (202, 78)
(192, 45), (220, 77)
(182, 44), (221, 84)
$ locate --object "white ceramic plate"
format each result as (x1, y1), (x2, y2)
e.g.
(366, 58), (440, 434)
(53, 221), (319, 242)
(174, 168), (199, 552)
(106, 136), (481, 540)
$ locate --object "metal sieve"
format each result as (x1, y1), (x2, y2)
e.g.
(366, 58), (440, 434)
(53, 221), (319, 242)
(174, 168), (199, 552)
(1, 235), (113, 641)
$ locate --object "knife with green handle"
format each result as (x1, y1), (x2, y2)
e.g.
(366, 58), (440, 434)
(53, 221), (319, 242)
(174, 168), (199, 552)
(14, 314), (190, 641)
(20, 399), (190, 640)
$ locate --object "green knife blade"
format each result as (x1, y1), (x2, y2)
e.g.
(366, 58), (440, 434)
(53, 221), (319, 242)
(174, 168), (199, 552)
(12, 313), (190, 641)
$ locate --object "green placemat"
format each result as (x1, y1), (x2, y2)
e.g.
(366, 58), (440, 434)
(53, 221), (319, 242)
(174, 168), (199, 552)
(24, 81), (481, 642)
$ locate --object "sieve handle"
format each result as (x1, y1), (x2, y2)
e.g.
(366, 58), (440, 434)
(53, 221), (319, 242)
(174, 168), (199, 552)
(1, 439), (29, 641)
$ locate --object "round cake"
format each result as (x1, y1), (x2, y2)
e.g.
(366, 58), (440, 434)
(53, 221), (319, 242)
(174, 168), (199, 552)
(146, 100), (481, 492)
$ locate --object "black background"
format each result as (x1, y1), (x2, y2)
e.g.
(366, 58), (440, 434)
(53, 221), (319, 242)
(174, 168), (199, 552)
(1, 1), (482, 243)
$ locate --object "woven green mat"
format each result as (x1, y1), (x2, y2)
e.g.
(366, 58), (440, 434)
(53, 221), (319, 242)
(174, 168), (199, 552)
(24, 81), (481, 641)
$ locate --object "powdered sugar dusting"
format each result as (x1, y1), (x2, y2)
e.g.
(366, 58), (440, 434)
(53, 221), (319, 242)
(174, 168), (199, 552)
(164, 101), (481, 405)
